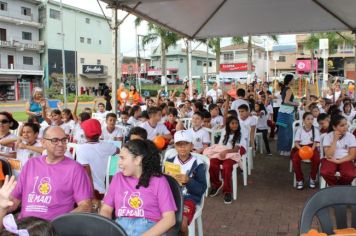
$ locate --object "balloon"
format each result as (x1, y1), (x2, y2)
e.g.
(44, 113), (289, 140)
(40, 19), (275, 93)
(348, 84), (355, 91)
(299, 146), (313, 160)
(120, 91), (127, 99)
(153, 136), (166, 149)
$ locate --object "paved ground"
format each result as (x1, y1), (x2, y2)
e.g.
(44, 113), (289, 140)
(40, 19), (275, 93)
(201, 140), (320, 236)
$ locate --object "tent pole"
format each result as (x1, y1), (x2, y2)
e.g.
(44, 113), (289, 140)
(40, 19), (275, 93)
(354, 31), (356, 101)
(188, 40), (193, 99)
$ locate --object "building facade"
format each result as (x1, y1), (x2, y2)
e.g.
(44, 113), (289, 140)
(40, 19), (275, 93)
(0, 0), (44, 101)
(149, 44), (215, 81)
(269, 45), (297, 80)
(295, 33), (355, 79)
(219, 43), (267, 83)
(39, 0), (113, 95)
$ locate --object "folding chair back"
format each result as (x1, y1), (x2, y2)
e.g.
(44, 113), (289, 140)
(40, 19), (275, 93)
(299, 186), (356, 234)
(105, 155), (120, 192)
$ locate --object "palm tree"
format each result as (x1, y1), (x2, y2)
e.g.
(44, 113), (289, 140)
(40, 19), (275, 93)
(208, 38), (221, 75)
(304, 32), (354, 89)
(135, 18), (180, 91)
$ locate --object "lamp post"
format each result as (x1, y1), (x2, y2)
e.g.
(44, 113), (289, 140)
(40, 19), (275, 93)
(272, 52), (280, 81)
(319, 38), (329, 92)
(59, 0), (67, 107)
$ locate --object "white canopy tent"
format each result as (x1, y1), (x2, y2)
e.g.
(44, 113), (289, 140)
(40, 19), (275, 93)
(102, 0), (356, 100)
(103, 0), (356, 38)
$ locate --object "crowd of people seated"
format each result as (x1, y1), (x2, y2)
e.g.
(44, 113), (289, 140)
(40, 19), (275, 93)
(0, 76), (355, 235)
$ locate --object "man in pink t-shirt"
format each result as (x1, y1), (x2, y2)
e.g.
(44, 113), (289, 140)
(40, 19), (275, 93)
(10, 126), (93, 220)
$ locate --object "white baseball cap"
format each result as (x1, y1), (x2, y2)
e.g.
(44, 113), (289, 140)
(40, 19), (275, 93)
(174, 130), (192, 143)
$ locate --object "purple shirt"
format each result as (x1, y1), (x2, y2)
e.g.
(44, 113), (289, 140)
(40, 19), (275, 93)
(104, 173), (177, 222)
(12, 155), (93, 220)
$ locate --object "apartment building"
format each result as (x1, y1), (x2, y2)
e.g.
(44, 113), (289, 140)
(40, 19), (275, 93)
(0, 0), (44, 101)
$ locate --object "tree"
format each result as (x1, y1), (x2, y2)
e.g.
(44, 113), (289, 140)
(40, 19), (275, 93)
(135, 18), (180, 91)
(208, 38), (221, 75)
(304, 32), (354, 90)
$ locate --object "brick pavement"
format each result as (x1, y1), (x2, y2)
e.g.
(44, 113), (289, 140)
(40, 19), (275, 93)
(201, 141), (320, 236)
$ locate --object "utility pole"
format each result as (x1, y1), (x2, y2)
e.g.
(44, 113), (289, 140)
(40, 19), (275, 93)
(60, 0), (67, 107)
(112, 7), (119, 114)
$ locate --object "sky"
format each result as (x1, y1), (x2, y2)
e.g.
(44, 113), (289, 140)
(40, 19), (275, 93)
(59, 0), (296, 57)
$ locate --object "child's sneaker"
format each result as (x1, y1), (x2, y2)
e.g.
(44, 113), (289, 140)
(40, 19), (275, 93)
(296, 181), (304, 190)
(309, 178), (316, 189)
(208, 182), (223, 197)
(224, 193), (232, 204)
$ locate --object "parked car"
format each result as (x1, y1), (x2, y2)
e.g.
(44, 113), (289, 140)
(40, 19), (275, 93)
(166, 78), (177, 84)
(140, 78), (154, 84)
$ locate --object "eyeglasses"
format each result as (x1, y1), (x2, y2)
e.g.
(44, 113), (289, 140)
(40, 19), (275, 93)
(0, 120), (10, 125)
(43, 137), (68, 145)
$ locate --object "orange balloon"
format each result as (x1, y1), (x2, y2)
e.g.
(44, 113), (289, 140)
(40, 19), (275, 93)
(153, 136), (166, 149)
(299, 146), (314, 160)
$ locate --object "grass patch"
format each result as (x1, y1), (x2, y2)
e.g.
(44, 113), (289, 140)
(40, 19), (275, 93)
(12, 111), (28, 122)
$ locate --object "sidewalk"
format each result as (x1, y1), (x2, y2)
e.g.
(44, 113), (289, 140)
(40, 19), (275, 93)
(201, 141), (320, 236)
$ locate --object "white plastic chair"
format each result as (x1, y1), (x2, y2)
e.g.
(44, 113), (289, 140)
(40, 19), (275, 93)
(163, 149), (210, 236)
(66, 142), (78, 160)
(105, 154), (120, 192)
(179, 118), (192, 130)
(255, 132), (266, 154)
(204, 127), (248, 188)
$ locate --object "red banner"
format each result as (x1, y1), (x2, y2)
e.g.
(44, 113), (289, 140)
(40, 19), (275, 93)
(220, 63), (254, 72)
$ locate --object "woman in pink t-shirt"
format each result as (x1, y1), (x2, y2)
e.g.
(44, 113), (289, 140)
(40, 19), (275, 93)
(100, 139), (177, 236)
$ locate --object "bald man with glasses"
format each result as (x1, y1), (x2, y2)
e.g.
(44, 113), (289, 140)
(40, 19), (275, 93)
(8, 126), (92, 220)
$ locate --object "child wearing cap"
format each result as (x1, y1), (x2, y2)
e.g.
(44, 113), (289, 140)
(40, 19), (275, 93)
(76, 119), (119, 208)
(165, 130), (207, 236)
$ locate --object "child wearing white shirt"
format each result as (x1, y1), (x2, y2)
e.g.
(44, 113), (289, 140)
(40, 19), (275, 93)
(101, 113), (123, 141)
(291, 112), (320, 190)
(209, 104), (223, 129)
(187, 112), (210, 154)
(254, 102), (271, 155)
(320, 114), (356, 186)
(139, 106), (172, 141)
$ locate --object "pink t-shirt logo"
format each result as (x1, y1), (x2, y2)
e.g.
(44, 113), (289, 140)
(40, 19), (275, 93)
(118, 191), (145, 217)
(27, 176), (53, 213)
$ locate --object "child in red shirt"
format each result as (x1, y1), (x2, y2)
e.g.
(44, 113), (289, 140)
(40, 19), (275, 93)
(164, 108), (178, 136)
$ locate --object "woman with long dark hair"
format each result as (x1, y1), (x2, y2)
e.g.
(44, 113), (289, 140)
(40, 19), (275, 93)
(276, 74), (299, 156)
(99, 139), (176, 236)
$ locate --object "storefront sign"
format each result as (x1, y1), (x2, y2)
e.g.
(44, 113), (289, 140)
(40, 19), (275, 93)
(82, 65), (104, 74)
(220, 63), (254, 72)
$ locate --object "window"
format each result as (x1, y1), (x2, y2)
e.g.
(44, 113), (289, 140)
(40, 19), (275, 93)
(180, 58), (183, 63)
(97, 59), (101, 65)
(22, 32), (32, 40)
(223, 53), (233, 61)
(87, 38), (91, 44)
(21, 7), (31, 16)
(80, 58), (85, 64)
(49, 9), (60, 20)
(80, 37), (84, 43)
(278, 56), (286, 62)
(98, 40), (102, 45)
(0, 28), (6, 41)
(209, 61), (212, 67)
(0, 2), (7, 11)
(85, 18), (90, 24)
(196, 60), (202, 66)
(23, 56), (33, 65)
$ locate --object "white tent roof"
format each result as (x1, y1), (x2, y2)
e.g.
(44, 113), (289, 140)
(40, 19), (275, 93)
(102, 0), (356, 39)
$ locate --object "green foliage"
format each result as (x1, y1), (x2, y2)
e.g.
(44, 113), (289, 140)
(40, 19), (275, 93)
(304, 32), (354, 54)
(231, 36), (244, 45)
(51, 94), (94, 102)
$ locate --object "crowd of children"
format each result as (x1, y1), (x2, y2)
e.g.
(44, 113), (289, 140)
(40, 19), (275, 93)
(0, 76), (356, 235)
